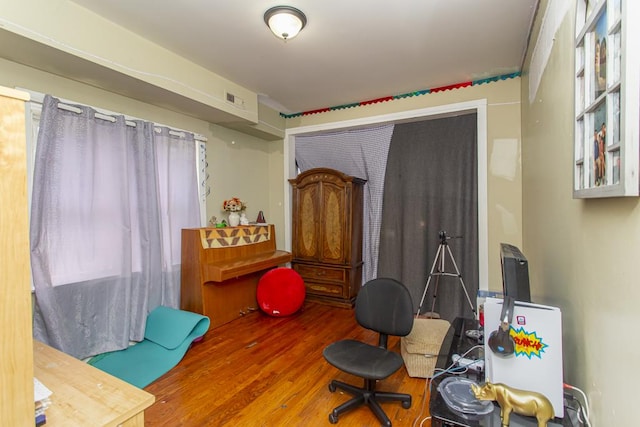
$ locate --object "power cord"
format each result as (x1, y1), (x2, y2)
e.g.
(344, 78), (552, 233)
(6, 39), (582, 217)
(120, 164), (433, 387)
(411, 344), (484, 427)
(563, 383), (591, 426)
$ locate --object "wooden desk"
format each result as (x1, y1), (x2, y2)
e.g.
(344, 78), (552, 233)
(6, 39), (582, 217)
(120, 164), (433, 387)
(180, 224), (292, 328)
(429, 319), (577, 427)
(33, 340), (155, 427)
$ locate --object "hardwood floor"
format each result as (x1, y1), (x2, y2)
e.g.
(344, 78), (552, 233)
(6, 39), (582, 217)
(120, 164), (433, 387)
(143, 302), (434, 426)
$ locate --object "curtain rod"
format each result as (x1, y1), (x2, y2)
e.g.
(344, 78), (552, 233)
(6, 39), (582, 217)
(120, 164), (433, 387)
(19, 88), (208, 142)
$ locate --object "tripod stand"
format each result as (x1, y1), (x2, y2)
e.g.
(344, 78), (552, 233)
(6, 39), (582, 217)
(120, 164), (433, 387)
(416, 230), (476, 318)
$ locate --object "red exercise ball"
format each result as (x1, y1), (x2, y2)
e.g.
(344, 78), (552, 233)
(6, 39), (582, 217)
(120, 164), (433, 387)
(257, 267), (306, 317)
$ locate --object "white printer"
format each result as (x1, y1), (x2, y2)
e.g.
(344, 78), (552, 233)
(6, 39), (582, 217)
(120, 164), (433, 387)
(483, 297), (564, 417)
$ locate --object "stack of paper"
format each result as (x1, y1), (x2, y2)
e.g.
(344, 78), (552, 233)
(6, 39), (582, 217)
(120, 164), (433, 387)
(34, 377), (52, 426)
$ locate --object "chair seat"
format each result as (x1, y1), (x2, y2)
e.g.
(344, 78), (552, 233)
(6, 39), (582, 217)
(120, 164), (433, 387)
(323, 339), (405, 380)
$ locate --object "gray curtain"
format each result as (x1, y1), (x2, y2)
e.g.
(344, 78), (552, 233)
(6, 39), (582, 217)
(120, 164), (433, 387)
(30, 95), (200, 359)
(295, 124), (394, 284)
(377, 113), (478, 322)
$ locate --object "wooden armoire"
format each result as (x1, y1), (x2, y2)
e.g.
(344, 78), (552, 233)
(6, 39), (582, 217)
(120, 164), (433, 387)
(289, 168), (366, 308)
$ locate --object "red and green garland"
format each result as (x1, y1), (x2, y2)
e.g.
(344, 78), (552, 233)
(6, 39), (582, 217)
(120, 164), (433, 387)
(280, 71), (520, 119)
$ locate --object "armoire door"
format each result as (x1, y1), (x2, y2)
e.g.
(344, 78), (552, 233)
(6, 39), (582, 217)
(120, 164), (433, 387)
(319, 179), (349, 265)
(292, 179), (321, 261)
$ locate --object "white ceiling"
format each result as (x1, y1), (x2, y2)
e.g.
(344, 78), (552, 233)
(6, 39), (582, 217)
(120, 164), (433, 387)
(69, 0), (539, 115)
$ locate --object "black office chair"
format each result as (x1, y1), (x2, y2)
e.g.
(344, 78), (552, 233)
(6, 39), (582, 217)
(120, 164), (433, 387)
(322, 277), (414, 426)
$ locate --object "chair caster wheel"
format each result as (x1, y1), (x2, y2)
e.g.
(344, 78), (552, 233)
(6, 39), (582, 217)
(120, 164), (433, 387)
(328, 383), (336, 393)
(329, 413), (338, 424)
(402, 400), (411, 409)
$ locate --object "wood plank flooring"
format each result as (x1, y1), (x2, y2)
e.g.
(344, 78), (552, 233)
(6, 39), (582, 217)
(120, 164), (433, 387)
(143, 302), (434, 427)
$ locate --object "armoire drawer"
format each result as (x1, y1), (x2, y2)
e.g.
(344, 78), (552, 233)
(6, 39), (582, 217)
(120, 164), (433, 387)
(304, 281), (345, 297)
(293, 263), (346, 283)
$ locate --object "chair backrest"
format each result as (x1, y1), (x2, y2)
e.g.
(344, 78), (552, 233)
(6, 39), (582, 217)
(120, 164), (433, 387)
(355, 278), (414, 337)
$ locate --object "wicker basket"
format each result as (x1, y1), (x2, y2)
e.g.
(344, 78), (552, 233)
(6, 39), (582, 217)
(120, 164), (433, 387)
(401, 318), (451, 378)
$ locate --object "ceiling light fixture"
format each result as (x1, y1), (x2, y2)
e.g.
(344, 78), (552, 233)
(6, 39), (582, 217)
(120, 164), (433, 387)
(264, 6), (307, 41)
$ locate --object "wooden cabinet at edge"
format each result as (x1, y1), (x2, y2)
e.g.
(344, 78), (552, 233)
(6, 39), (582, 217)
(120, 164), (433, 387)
(289, 168), (366, 308)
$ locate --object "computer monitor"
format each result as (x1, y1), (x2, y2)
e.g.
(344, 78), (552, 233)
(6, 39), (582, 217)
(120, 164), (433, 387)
(500, 243), (531, 303)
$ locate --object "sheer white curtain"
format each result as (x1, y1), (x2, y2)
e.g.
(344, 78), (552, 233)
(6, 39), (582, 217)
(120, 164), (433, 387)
(294, 124), (394, 284)
(31, 95), (200, 359)
(154, 127), (200, 308)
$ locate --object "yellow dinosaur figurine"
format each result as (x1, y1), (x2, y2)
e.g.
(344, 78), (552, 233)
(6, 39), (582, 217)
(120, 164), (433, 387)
(471, 382), (554, 427)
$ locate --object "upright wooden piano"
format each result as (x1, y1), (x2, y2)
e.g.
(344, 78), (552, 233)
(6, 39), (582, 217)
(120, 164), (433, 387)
(180, 224), (292, 328)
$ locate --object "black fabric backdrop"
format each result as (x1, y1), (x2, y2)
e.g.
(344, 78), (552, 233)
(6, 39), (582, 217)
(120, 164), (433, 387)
(377, 113), (478, 321)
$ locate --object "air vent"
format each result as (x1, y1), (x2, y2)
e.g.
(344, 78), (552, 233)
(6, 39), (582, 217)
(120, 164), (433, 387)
(225, 91), (245, 108)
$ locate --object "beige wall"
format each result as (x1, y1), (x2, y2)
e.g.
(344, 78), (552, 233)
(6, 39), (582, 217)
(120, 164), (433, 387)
(0, 61), (523, 289)
(0, 0), (258, 123)
(1, 0), (290, 247)
(4, 1), (632, 423)
(521, 1), (637, 424)
(0, 57), (287, 248)
(284, 78), (523, 290)
(1, 0), (523, 285)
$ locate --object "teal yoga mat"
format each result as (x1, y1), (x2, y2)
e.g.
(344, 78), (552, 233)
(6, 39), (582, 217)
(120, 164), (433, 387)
(89, 306), (210, 388)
